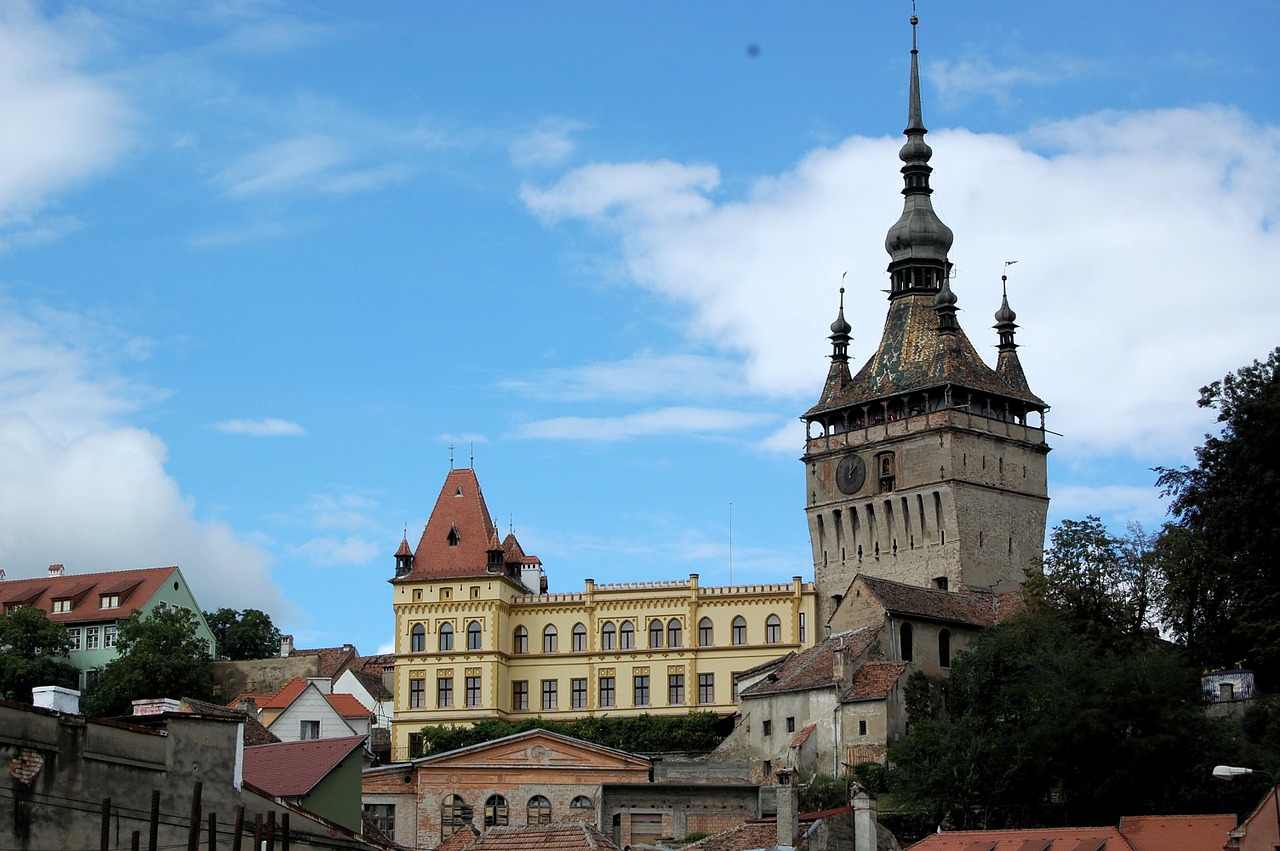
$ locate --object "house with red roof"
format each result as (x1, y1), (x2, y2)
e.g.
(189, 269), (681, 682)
(905, 812), (1240, 851)
(244, 735), (370, 833)
(0, 563), (215, 691)
(252, 676), (375, 744)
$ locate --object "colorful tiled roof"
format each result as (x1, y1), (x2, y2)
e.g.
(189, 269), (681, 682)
(405, 469), (503, 580)
(456, 823), (619, 851)
(854, 575), (1017, 627)
(242, 735), (366, 798)
(740, 628), (880, 698)
(906, 826), (1135, 850)
(842, 661), (907, 703)
(684, 820), (783, 851)
(1117, 813), (1235, 851)
(0, 566), (184, 626)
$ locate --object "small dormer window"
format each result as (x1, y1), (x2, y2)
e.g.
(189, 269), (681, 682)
(51, 599), (72, 613)
(100, 594), (120, 609)
(447, 525), (460, 547)
(455, 487), (463, 497)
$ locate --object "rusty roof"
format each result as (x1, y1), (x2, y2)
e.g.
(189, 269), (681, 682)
(841, 661), (908, 703)
(740, 628), (880, 698)
(1117, 814), (1235, 851)
(243, 735), (366, 798)
(288, 644), (361, 678)
(456, 823), (620, 851)
(685, 820), (785, 851)
(853, 575), (1017, 627)
(906, 827), (1135, 850)
(0, 566), (186, 626)
(437, 825), (482, 851)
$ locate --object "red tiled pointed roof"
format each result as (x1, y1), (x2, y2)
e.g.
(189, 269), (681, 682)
(842, 661), (908, 703)
(1117, 813), (1235, 851)
(395, 537), (413, 557)
(407, 469), (500, 580)
(437, 824), (481, 851)
(260, 676), (309, 709)
(0, 566), (185, 626)
(326, 692), (373, 719)
(242, 735), (366, 798)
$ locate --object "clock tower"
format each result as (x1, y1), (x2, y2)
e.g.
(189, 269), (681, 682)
(801, 17), (1050, 627)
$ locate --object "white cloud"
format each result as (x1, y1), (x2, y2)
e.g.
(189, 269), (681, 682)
(291, 536), (383, 566)
(522, 106), (1280, 464)
(514, 407), (777, 441)
(510, 117), (587, 168)
(213, 417), (306, 436)
(0, 303), (284, 615)
(927, 56), (1085, 105)
(0, 2), (131, 230)
(502, 353), (747, 402)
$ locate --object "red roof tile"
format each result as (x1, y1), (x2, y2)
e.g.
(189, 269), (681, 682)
(288, 645), (360, 678)
(457, 823), (619, 851)
(906, 827), (1134, 851)
(326, 692), (373, 719)
(178, 697), (280, 746)
(685, 820), (783, 851)
(842, 662), (908, 703)
(741, 628), (880, 698)
(790, 723), (817, 748)
(242, 735), (366, 798)
(0, 566), (185, 626)
(437, 824), (481, 851)
(260, 676), (308, 709)
(1117, 814), (1235, 851)
(855, 575), (1017, 627)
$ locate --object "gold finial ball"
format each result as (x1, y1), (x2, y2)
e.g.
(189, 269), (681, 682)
(910, 15), (918, 25)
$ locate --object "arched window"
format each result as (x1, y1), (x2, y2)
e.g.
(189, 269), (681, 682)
(527, 795), (551, 826)
(731, 616), (747, 646)
(648, 619), (663, 648)
(901, 622), (914, 662)
(439, 623), (454, 652)
(466, 620), (482, 650)
(938, 629), (951, 668)
(572, 622), (587, 652)
(620, 621), (635, 649)
(569, 796), (593, 820)
(513, 626), (528, 655)
(765, 615), (781, 644)
(441, 795), (468, 841)
(485, 795), (509, 827)
(601, 622), (616, 651)
(543, 625), (558, 653)
(668, 618), (682, 648)
(698, 617), (714, 647)
(410, 624), (425, 653)
(570, 795), (593, 809)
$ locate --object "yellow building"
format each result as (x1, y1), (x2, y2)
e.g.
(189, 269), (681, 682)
(389, 468), (817, 760)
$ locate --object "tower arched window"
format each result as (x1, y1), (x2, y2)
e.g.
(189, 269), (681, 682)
(602, 622), (616, 651)
(765, 615), (781, 645)
(543, 625), (558, 653)
(939, 629), (951, 668)
(513, 626), (528, 655)
(572, 622), (587, 652)
(649, 619), (663, 648)
(439, 623), (454, 652)
(901, 622), (914, 662)
(620, 621), (634, 649)
(698, 617), (714, 647)
(410, 624), (425, 653)
(485, 795), (509, 827)
(466, 620), (482, 650)
(731, 616), (747, 646)
(527, 795), (551, 826)
(668, 618), (682, 648)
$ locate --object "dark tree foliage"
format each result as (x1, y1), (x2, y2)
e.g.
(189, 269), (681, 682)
(204, 607), (282, 660)
(418, 712), (726, 757)
(888, 614), (1235, 830)
(0, 606), (80, 701)
(83, 606), (214, 717)
(1156, 346), (1280, 679)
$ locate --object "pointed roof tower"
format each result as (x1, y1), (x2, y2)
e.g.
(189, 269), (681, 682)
(804, 13), (1044, 427)
(993, 274), (1043, 404)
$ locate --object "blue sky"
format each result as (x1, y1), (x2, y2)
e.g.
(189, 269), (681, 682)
(0, 1), (1277, 655)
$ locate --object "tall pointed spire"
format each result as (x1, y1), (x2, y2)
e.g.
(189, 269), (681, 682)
(814, 285), (854, 410)
(884, 12), (954, 298)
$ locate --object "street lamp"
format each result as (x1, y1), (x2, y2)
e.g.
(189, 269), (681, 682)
(1213, 764), (1280, 844)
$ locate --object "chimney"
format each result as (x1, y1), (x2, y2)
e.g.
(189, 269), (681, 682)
(851, 782), (877, 851)
(131, 698), (182, 716)
(32, 686), (80, 715)
(280, 634), (294, 657)
(775, 768), (798, 850)
(48, 564), (65, 576)
(236, 697), (258, 716)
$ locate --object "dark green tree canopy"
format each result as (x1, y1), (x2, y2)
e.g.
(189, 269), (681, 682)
(0, 605), (79, 701)
(83, 606), (214, 717)
(204, 607), (282, 660)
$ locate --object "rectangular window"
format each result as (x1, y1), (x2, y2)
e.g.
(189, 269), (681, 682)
(762, 720), (772, 736)
(470, 586), (480, 599)
(85, 627), (100, 650)
(100, 595), (119, 609)
(699, 620), (713, 646)
(698, 673), (715, 705)
(104, 625), (118, 648)
(732, 674), (740, 702)
(799, 612), (807, 643)
(67, 628), (82, 651)
(51, 599), (72, 613)
(437, 677), (454, 708)
(513, 680), (528, 711)
(668, 674), (684, 705)
(571, 678), (587, 709)
(543, 629), (557, 653)
(541, 679), (557, 711)
(300, 720), (320, 740)
(465, 676), (481, 707)
(633, 675), (650, 707)
(363, 804), (395, 841)
(786, 717), (796, 733)
(599, 676), (615, 708)
(859, 719), (868, 736)
(410, 677), (425, 709)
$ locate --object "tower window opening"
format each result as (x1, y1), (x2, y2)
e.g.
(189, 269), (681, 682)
(1009, 536), (1014, 554)
(900, 622), (914, 662)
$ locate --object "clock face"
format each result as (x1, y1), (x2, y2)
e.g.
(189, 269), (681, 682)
(836, 454), (866, 495)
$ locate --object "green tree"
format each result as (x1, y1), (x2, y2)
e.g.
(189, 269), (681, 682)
(204, 607), (281, 660)
(889, 613), (1230, 829)
(1156, 346), (1280, 678)
(0, 606), (80, 701)
(83, 606), (214, 717)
